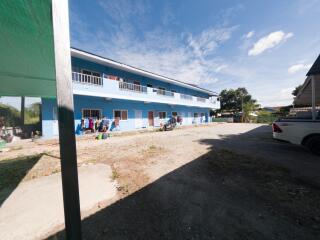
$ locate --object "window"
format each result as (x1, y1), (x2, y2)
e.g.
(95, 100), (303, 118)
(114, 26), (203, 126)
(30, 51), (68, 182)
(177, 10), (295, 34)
(82, 109), (101, 119)
(194, 113), (199, 118)
(147, 84), (153, 88)
(159, 112), (167, 119)
(81, 69), (102, 85)
(114, 110), (128, 120)
(82, 69), (101, 77)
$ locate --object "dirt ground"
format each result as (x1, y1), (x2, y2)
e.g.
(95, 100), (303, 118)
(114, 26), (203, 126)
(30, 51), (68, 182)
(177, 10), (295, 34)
(1, 123), (320, 240)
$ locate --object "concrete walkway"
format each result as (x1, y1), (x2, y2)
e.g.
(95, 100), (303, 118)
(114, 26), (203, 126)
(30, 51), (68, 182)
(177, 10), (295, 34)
(0, 164), (117, 240)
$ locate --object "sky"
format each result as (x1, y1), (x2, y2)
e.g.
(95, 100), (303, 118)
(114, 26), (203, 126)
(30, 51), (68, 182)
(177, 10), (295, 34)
(1, 0), (320, 108)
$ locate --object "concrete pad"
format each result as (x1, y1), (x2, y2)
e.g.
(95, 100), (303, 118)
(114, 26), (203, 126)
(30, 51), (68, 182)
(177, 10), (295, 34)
(0, 164), (117, 240)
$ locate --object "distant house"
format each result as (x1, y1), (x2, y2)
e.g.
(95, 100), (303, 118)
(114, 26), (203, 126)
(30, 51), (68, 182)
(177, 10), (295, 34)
(41, 48), (220, 138)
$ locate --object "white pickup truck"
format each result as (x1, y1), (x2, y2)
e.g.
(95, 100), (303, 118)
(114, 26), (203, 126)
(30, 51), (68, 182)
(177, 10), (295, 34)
(272, 120), (320, 155)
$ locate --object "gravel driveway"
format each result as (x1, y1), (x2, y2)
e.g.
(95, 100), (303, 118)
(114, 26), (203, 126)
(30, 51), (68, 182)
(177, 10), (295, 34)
(40, 123), (320, 240)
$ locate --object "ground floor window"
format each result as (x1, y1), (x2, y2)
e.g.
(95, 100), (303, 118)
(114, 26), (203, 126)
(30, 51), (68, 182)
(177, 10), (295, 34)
(172, 112), (178, 118)
(114, 110), (128, 120)
(82, 109), (101, 119)
(159, 112), (167, 119)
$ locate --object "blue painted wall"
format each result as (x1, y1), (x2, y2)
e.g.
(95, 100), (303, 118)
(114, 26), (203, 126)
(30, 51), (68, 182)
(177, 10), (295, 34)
(71, 57), (209, 98)
(42, 95), (210, 138)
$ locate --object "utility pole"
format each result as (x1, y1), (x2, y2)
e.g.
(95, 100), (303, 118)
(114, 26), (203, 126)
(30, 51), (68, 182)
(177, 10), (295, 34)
(52, 0), (82, 239)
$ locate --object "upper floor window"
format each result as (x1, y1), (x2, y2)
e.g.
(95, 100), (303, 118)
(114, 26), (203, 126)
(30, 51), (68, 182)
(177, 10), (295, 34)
(82, 69), (101, 77)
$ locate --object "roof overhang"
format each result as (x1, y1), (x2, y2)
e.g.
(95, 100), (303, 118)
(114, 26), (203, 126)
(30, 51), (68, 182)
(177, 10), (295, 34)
(71, 48), (218, 96)
(294, 74), (320, 105)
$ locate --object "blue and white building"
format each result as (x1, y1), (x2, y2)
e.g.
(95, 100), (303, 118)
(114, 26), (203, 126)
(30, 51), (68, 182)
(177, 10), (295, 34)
(41, 48), (220, 138)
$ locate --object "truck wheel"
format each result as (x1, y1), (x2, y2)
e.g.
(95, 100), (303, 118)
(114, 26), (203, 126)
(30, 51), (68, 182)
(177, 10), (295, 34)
(306, 135), (320, 155)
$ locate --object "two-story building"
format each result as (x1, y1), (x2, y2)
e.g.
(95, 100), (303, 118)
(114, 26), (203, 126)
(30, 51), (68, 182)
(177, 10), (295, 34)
(41, 48), (220, 138)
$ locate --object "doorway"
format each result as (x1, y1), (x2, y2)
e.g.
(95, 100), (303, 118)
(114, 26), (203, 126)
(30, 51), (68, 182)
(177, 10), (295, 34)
(135, 110), (143, 128)
(148, 111), (154, 127)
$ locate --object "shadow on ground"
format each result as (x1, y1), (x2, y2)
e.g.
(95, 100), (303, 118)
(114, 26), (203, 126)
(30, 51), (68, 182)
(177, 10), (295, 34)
(48, 125), (320, 240)
(0, 154), (42, 206)
(199, 124), (320, 187)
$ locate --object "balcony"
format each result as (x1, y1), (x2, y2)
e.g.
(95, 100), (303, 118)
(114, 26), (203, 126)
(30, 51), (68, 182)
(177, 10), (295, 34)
(72, 72), (103, 86)
(119, 81), (147, 93)
(180, 94), (193, 100)
(197, 97), (206, 102)
(156, 89), (174, 97)
(72, 72), (220, 109)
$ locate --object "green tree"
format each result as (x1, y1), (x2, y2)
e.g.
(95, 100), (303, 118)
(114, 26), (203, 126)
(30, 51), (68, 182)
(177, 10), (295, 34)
(25, 102), (41, 124)
(219, 87), (257, 113)
(0, 103), (21, 127)
(242, 101), (258, 123)
(292, 84), (303, 96)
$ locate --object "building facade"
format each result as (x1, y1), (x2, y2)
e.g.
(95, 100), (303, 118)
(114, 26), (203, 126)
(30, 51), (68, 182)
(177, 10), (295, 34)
(41, 48), (220, 138)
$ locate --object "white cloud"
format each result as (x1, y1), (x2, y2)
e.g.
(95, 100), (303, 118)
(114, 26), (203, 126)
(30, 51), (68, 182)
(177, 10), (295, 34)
(248, 31), (293, 56)
(187, 27), (237, 58)
(98, 0), (149, 21)
(215, 65), (228, 72)
(245, 31), (254, 38)
(288, 63), (312, 74)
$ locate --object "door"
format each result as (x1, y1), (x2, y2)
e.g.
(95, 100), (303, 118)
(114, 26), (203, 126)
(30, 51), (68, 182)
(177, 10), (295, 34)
(134, 81), (141, 91)
(148, 111), (154, 127)
(135, 110), (143, 128)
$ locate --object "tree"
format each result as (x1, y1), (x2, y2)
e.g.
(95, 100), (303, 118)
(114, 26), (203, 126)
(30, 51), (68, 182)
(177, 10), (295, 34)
(219, 87), (257, 113)
(0, 103), (21, 127)
(292, 84), (303, 96)
(242, 101), (257, 122)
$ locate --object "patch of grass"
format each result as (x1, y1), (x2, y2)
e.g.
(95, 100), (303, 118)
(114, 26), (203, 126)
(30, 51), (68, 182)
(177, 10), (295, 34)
(0, 154), (42, 204)
(111, 168), (120, 181)
(0, 154), (42, 192)
(149, 145), (157, 150)
(140, 144), (163, 156)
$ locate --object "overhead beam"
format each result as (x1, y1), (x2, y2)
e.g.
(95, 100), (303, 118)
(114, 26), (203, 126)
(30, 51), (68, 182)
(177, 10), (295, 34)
(52, 0), (82, 239)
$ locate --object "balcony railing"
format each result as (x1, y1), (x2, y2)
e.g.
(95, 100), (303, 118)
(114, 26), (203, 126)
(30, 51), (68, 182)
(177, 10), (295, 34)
(155, 89), (174, 97)
(119, 81), (147, 93)
(197, 97), (206, 102)
(72, 72), (217, 106)
(72, 72), (103, 86)
(180, 94), (193, 100)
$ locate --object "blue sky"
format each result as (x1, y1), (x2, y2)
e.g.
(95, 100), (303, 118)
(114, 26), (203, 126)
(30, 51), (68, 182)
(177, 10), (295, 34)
(69, 0), (320, 106)
(1, 0), (320, 108)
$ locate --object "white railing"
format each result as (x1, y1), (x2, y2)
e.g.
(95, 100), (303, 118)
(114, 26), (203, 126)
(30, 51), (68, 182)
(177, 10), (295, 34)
(180, 94), (193, 100)
(155, 88), (174, 97)
(72, 72), (103, 86)
(72, 72), (217, 106)
(197, 97), (206, 102)
(119, 81), (147, 93)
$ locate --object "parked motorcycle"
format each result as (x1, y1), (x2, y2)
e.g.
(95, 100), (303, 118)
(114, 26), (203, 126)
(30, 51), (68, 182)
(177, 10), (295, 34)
(162, 117), (177, 131)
